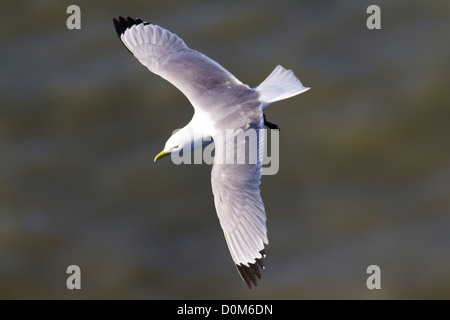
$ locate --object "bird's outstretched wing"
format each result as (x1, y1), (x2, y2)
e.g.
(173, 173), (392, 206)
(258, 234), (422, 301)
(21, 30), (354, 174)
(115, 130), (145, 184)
(211, 117), (268, 289)
(113, 17), (245, 112)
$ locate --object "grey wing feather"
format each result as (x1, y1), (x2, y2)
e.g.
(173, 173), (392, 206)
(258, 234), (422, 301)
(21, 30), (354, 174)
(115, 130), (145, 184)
(113, 17), (244, 112)
(211, 116), (268, 288)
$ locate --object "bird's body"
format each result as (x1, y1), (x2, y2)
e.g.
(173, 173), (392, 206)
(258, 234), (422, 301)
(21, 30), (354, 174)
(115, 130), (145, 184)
(113, 16), (309, 288)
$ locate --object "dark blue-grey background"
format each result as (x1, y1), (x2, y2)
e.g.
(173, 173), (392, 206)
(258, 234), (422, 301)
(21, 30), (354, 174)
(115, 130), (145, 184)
(1, 0), (449, 299)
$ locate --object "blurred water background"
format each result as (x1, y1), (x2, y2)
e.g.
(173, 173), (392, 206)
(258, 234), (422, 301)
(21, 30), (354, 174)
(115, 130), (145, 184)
(0, 0), (449, 299)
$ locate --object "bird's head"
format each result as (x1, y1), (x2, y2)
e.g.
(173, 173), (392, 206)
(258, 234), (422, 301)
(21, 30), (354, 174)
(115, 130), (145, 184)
(154, 127), (192, 162)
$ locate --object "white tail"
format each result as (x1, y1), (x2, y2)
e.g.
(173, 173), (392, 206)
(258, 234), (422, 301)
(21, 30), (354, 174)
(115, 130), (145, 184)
(256, 65), (310, 109)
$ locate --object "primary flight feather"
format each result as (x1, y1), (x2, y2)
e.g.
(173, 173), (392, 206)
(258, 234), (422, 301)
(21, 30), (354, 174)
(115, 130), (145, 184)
(113, 16), (310, 288)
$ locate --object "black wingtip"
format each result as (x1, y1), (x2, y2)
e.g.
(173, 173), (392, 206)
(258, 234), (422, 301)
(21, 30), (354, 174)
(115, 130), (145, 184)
(235, 249), (266, 289)
(113, 16), (150, 55)
(112, 17), (122, 38)
(263, 114), (280, 131)
(113, 16), (149, 38)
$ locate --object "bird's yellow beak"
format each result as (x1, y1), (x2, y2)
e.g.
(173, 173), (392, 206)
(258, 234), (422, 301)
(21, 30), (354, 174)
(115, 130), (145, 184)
(154, 150), (170, 162)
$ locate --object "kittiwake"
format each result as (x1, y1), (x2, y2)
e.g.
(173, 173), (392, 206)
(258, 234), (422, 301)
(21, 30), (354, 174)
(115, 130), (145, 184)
(113, 16), (310, 288)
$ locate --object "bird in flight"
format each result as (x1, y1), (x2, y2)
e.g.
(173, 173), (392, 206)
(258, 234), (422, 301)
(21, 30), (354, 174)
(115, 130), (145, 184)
(113, 16), (309, 288)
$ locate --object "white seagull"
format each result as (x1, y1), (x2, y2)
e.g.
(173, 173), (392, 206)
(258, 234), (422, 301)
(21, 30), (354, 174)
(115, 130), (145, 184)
(113, 16), (310, 288)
